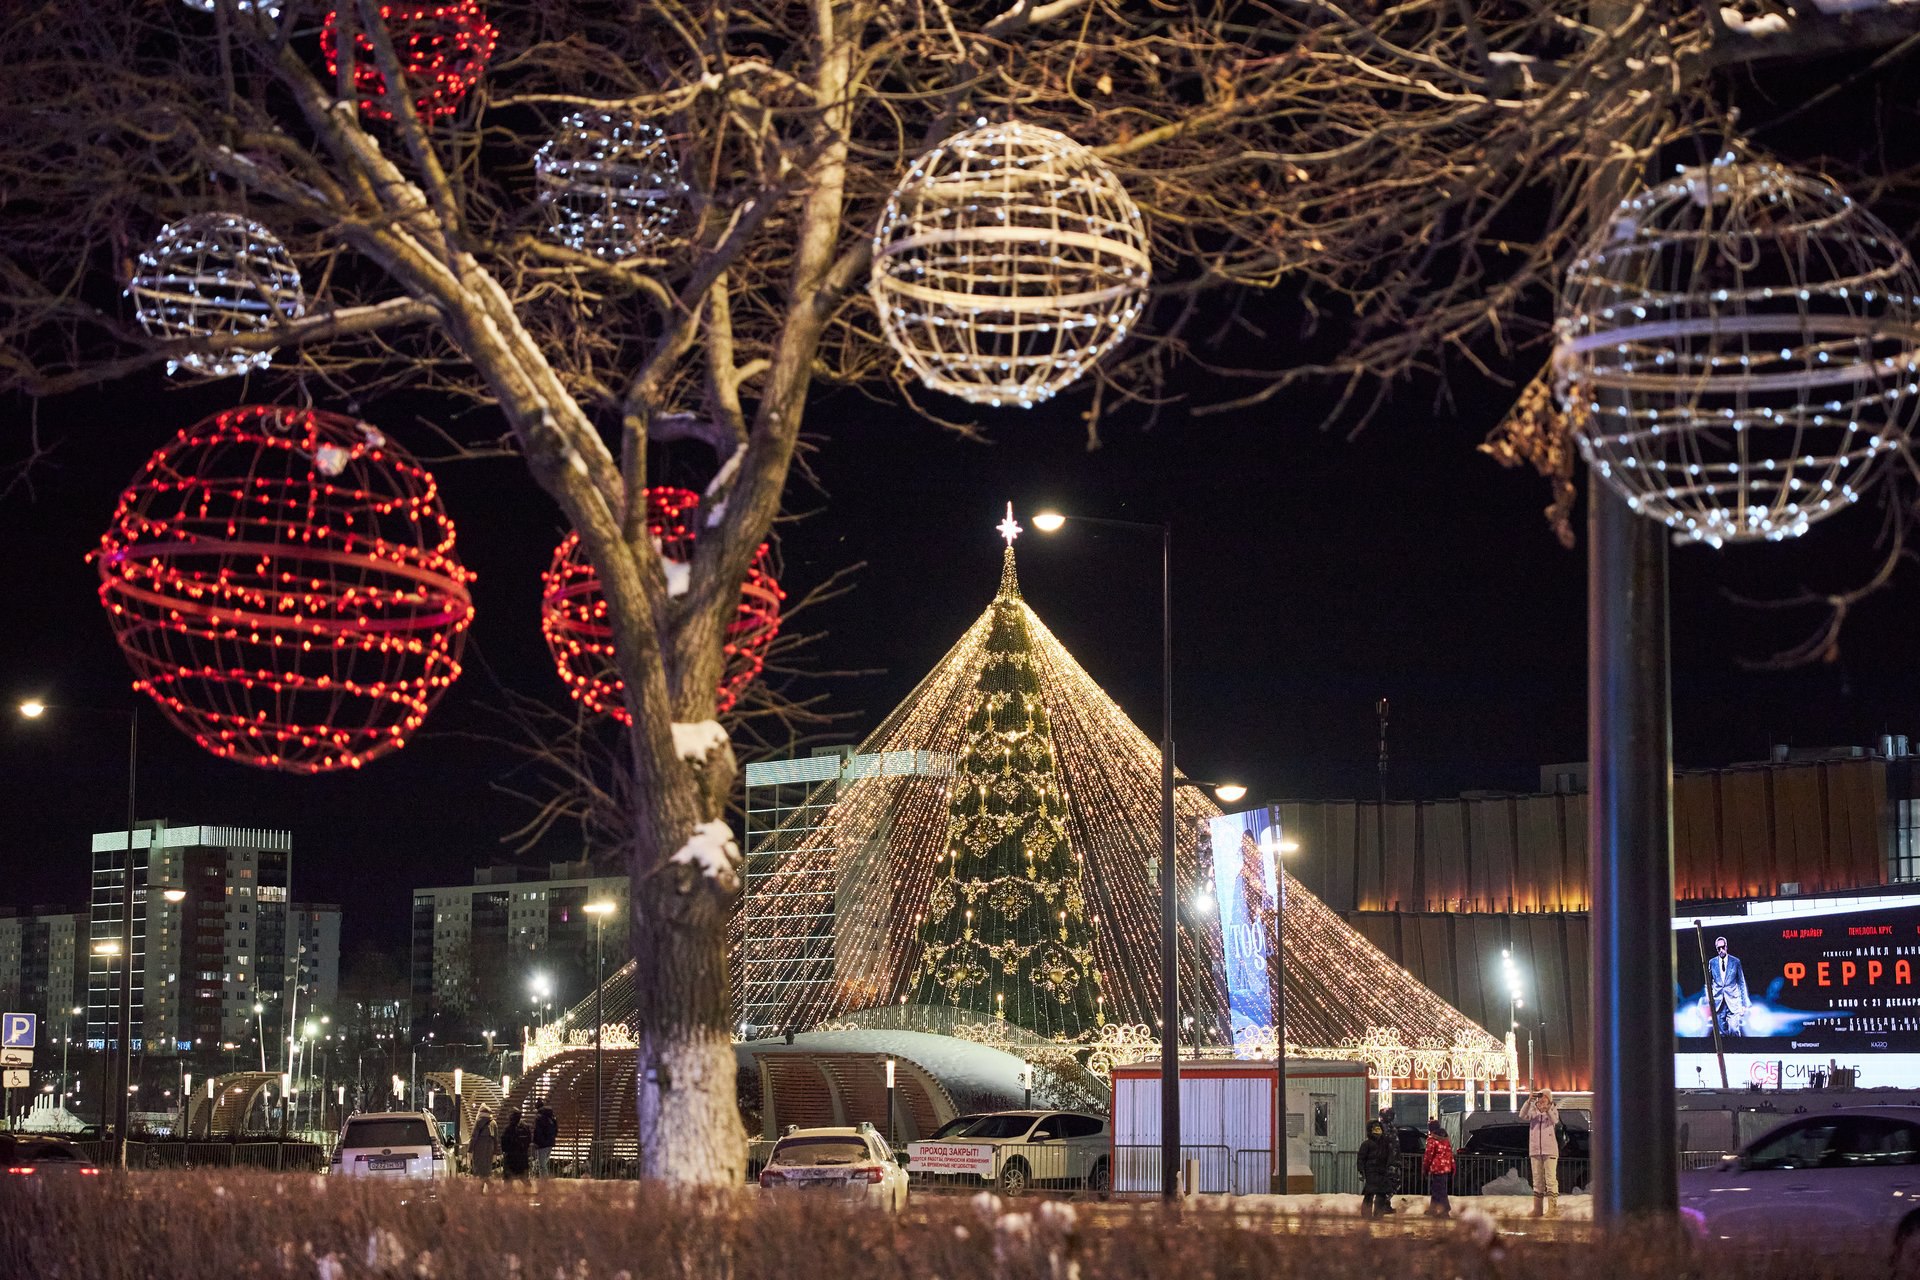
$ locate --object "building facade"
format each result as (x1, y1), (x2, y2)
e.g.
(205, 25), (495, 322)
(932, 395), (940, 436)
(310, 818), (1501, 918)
(86, 821), (339, 1057)
(0, 907), (88, 1039)
(1275, 742), (1920, 1091)
(409, 861), (629, 1035)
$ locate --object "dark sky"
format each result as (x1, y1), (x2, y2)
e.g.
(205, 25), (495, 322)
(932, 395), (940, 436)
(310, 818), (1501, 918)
(6, 49), (1920, 956)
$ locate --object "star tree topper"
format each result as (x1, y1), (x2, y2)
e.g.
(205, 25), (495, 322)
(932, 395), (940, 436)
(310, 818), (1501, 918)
(996, 502), (1022, 548)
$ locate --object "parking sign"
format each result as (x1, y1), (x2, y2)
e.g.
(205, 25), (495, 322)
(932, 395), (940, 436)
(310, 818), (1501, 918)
(1, 1012), (34, 1050)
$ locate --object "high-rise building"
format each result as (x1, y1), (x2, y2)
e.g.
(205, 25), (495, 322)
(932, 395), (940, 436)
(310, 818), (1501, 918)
(85, 821), (338, 1057)
(409, 861), (629, 1034)
(0, 907), (88, 1037)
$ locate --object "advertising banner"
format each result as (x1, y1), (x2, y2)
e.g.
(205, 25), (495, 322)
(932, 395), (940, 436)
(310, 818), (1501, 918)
(1673, 896), (1920, 1086)
(905, 1142), (995, 1176)
(1208, 808), (1282, 1040)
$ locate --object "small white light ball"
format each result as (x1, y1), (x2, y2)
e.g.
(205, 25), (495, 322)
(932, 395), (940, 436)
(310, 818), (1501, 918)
(128, 213), (307, 379)
(869, 120), (1152, 409)
(535, 113), (686, 260)
(1555, 156), (1920, 546)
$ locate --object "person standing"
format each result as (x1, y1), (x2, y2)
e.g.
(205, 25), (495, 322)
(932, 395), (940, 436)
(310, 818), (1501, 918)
(532, 1104), (558, 1178)
(1357, 1119), (1398, 1218)
(467, 1108), (496, 1179)
(1704, 936), (1751, 1037)
(500, 1107), (533, 1181)
(1519, 1088), (1560, 1218)
(1422, 1119), (1455, 1218)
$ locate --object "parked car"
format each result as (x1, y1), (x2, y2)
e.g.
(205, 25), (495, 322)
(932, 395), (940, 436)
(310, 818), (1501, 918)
(328, 1111), (452, 1180)
(907, 1110), (1110, 1194)
(1455, 1122), (1589, 1193)
(757, 1124), (908, 1210)
(1679, 1106), (1920, 1268)
(0, 1134), (100, 1178)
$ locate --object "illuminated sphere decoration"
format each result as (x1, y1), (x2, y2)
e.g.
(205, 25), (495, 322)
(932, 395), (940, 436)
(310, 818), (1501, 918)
(94, 406), (475, 774)
(535, 113), (687, 260)
(127, 214), (307, 379)
(869, 119), (1152, 409)
(321, 2), (499, 123)
(1555, 155), (1920, 546)
(540, 487), (783, 720)
(180, 0), (282, 16)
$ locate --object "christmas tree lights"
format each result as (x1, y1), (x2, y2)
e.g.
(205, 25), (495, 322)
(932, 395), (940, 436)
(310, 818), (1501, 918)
(321, 2), (498, 123)
(539, 486), (782, 719)
(128, 213), (307, 379)
(869, 120), (1151, 409)
(536, 113), (686, 260)
(93, 406), (474, 773)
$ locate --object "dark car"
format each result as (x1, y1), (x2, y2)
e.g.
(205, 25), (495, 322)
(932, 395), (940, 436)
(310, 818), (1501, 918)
(0, 1134), (101, 1179)
(1458, 1122), (1589, 1193)
(1394, 1125), (1431, 1155)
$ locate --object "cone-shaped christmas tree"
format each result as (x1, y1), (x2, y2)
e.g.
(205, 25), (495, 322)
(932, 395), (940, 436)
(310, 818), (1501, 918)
(908, 533), (1103, 1040)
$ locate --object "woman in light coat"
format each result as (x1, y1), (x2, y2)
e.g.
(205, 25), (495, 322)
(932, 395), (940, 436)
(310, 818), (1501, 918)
(1518, 1088), (1560, 1217)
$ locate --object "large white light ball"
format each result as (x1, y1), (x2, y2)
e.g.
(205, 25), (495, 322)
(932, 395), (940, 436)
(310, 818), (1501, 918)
(535, 113), (686, 260)
(1555, 156), (1920, 546)
(869, 120), (1151, 409)
(128, 213), (307, 379)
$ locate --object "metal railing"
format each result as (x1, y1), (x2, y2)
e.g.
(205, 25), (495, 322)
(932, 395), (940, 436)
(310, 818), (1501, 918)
(909, 1141), (1114, 1192)
(1111, 1144), (1233, 1195)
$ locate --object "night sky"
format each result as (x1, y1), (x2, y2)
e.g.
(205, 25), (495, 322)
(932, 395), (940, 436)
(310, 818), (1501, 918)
(5, 53), (1920, 962)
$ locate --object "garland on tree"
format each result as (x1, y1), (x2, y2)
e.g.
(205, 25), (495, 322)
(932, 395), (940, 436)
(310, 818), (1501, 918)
(910, 540), (1104, 1041)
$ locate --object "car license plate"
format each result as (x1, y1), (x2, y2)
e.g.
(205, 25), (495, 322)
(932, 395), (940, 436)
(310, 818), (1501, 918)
(368, 1157), (407, 1171)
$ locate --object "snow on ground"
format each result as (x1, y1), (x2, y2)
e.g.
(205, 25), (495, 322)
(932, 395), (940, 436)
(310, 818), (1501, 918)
(671, 720), (729, 761)
(1212, 1192), (1592, 1221)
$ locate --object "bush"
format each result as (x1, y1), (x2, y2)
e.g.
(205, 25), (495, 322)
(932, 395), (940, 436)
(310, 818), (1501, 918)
(0, 1171), (1882, 1280)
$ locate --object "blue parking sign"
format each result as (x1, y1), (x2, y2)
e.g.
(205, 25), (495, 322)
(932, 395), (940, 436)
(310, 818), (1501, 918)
(2, 1013), (35, 1049)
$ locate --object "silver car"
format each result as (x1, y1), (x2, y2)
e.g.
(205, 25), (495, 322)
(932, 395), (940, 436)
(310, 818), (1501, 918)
(1679, 1105), (1920, 1269)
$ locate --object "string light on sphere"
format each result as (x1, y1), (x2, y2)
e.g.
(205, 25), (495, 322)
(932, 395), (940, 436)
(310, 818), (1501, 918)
(128, 214), (307, 379)
(1555, 153), (1920, 546)
(179, 0), (282, 17)
(540, 486), (783, 720)
(869, 120), (1152, 409)
(321, 2), (498, 123)
(536, 113), (686, 260)
(92, 406), (474, 774)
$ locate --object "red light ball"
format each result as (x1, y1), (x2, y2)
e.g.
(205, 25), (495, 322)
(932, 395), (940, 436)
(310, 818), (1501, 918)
(94, 406), (475, 774)
(321, 2), (498, 123)
(540, 487), (783, 720)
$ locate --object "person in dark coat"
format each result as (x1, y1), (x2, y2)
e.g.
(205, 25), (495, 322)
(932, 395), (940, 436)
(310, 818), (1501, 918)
(467, 1109), (496, 1178)
(532, 1105), (559, 1178)
(500, 1108), (533, 1180)
(1357, 1119), (1398, 1218)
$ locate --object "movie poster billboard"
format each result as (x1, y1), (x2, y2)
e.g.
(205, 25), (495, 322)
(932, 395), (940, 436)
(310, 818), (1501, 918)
(1208, 808), (1281, 1039)
(1673, 896), (1920, 1089)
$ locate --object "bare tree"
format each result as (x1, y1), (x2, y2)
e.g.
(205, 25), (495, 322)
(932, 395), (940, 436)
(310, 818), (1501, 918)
(4, 0), (1919, 1184)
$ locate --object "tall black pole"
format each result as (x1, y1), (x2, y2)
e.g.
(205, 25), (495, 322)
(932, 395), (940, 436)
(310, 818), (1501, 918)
(1588, 482), (1677, 1221)
(1269, 808), (1290, 1193)
(1694, 922), (1729, 1088)
(593, 917), (605, 1179)
(1159, 522), (1180, 1200)
(115, 707), (138, 1169)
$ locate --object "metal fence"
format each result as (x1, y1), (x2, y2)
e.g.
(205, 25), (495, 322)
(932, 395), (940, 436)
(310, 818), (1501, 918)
(65, 1139), (329, 1173)
(1112, 1144), (1233, 1194)
(909, 1141), (1116, 1192)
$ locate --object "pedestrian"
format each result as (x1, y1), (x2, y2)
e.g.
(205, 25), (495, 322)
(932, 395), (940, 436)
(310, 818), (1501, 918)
(500, 1107), (533, 1181)
(532, 1104), (558, 1178)
(1422, 1119), (1455, 1218)
(1519, 1087), (1560, 1217)
(468, 1108), (496, 1179)
(1357, 1119), (1398, 1218)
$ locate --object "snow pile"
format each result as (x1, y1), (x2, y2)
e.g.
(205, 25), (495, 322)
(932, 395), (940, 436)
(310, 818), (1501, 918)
(1719, 6), (1788, 33)
(671, 720), (728, 762)
(648, 536), (692, 596)
(1480, 1169), (1532, 1196)
(671, 820), (741, 889)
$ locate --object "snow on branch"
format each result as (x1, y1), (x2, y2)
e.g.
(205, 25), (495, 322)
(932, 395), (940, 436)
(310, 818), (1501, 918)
(671, 720), (729, 761)
(670, 820), (741, 889)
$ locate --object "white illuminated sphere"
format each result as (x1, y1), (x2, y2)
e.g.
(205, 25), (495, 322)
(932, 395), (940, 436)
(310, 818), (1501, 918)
(535, 114), (686, 260)
(869, 120), (1151, 409)
(128, 213), (307, 379)
(1555, 156), (1920, 546)
(179, 0), (282, 14)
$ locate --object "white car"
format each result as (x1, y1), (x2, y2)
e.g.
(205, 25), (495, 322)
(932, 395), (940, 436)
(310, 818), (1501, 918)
(1679, 1105), (1920, 1269)
(907, 1110), (1111, 1194)
(757, 1123), (909, 1210)
(329, 1111), (453, 1180)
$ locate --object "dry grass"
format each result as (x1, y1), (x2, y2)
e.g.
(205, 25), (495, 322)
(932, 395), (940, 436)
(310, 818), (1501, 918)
(0, 1172), (1881, 1280)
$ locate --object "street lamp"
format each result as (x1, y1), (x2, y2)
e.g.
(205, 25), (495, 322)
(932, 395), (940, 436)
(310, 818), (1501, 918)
(584, 899), (615, 1177)
(1258, 822), (1300, 1194)
(60, 1005), (83, 1110)
(1501, 949), (1531, 1092)
(21, 698), (141, 1169)
(252, 1002), (267, 1073)
(1032, 507), (1180, 1200)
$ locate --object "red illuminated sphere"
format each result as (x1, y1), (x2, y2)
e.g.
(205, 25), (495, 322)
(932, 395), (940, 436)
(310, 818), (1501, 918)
(541, 487), (783, 720)
(321, 2), (499, 123)
(94, 406), (475, 774)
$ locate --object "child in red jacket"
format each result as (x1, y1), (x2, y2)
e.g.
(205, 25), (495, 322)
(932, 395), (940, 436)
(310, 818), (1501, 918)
(1422, 1119), (1456, 1217)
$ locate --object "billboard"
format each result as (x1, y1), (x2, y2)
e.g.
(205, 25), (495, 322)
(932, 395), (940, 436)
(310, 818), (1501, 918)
(1673, 895), (1920, 1089)
(1208, 808), (1282, 1040)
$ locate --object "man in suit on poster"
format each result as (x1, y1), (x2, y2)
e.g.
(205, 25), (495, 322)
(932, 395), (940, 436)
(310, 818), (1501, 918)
(1705, 935), (1751, 1036)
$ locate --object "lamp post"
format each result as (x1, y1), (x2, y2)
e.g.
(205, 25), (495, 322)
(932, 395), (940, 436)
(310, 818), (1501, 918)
(252, 1002), (267, 1072)
(1257, 822), (1299, 1192)
(1031, 508), (1179, 1200)
(90, 939), (121, 1137)
(20, 699), (141, 1169)
(1501, 949), (1529, 1090)
(60, 1005), (82, 1111)
(584, 900), (615, 1178)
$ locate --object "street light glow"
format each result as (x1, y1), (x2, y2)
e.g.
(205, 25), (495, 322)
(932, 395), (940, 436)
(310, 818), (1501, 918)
(92, 939), (121, 955)
(18, 700), (45, 718)
(1031, 511), (1066, 532)
(162, 888), (186, 903)
(1212, 783), (1247, 803)
(583, 900), (615, 916)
